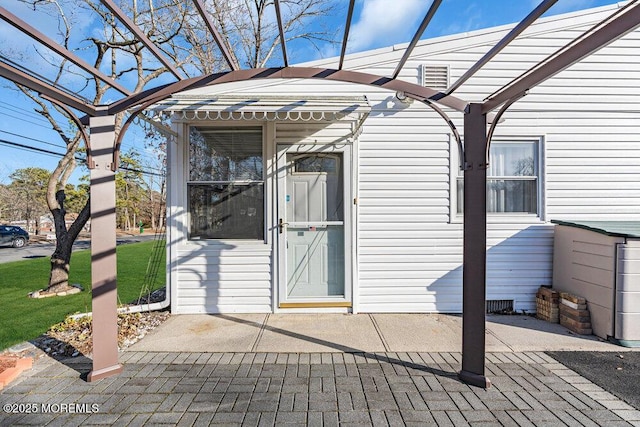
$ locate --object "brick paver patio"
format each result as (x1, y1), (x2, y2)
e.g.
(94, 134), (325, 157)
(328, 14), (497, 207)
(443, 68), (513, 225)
(2, 351), (640, 426)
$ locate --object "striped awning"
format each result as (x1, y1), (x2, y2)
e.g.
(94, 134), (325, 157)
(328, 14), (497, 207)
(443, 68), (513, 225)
(154, 95), (370, 122)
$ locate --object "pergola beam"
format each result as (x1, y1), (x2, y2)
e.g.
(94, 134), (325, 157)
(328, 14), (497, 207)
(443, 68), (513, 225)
(445, 0), (558, 95)
(0, 6), (131, 96)
(338, 0), (356, 70)
(273, 0), (289, 67)
(192, 0), (239, 71)
(107, 67), (471, 116)
(100, 0), (183, 80)
(483, 1), (640, 113)
(0, 60), (96, 116)
(391, 0), (442, 79)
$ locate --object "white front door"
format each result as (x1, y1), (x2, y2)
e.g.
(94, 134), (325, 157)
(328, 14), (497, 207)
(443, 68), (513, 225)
(276, 144), (352, 308)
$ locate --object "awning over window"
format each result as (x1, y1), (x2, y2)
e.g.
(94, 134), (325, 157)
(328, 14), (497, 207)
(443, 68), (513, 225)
(154, 95), (371, 123)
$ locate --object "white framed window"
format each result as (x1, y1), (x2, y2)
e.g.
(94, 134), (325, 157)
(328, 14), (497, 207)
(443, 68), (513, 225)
(450, 136), (544, 220)
(187, 126), (264, 240)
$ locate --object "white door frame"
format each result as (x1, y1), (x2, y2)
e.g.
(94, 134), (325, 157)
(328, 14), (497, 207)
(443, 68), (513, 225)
(276, 143), (353, 308)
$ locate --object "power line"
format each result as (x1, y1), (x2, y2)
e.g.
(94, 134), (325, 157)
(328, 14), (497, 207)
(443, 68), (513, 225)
(0, 118), (164, 167)
(0, 138), (67, 158)
(0, 129), (67, 150)
(0, 138), (165, 177)
(1, 129), (163, 171)
(0, 125), (166, 173)
(0, 110), (55, 130)
(0, 101), (51, 122)
(120, 165), (164, 177)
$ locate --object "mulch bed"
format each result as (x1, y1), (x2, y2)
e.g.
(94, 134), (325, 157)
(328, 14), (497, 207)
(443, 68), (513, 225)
(1, 288), (170, 378)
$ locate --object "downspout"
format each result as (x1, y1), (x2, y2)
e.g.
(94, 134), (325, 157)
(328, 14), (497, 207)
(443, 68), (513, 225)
(71, 297), (170, 319)
(118, 288), (170, 314)
(116, 112), (178, 316)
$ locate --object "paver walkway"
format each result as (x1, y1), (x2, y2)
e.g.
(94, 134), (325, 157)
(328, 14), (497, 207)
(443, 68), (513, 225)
(2, 350), (640, 426)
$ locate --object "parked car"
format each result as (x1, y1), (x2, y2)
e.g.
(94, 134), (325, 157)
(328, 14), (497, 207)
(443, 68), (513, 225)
(0, 225), (29, 248)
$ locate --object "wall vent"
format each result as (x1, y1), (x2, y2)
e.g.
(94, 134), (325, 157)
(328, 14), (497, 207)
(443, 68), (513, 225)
(486, 299), (514, 314)
(420, 64), (449, 90)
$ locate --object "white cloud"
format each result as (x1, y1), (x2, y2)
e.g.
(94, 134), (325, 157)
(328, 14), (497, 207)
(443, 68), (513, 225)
(347, 0), (427, 52)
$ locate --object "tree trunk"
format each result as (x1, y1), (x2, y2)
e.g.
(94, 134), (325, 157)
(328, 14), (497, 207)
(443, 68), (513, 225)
(46, 191), (91, 293)
(151, 211), (156, 231)
(49, 244), (72, 293)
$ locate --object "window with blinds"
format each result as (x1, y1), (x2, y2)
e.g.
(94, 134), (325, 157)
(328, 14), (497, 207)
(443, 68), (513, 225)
(456, 140), (539, 215)
(188, 126), (264, 240)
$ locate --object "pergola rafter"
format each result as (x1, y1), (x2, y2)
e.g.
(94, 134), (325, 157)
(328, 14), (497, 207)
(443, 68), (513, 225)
(1, 0), (639, 387)
(337, 0), (355, 70)
(99, 0), (184, 80)
(273, 0), (289, 67)
(391, 0), (443, 80)
(444, 0), (558, 96)
(0, 6), (132, 96)
(192, 0), (240, 71)
(484, 0), (640, 113)
(0, 59), (96, 116)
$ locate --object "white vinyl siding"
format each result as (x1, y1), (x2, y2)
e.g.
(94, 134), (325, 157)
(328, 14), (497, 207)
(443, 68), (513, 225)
(168, 3), (640, 314)
(356, 109), (459, 312)
(174, 245), (272, 313)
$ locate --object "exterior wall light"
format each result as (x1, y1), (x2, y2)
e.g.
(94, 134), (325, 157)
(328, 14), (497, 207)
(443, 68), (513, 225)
(395, 91), (414, 104)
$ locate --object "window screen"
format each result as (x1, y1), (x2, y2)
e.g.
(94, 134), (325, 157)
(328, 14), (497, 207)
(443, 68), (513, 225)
(188, 127), (264, 240)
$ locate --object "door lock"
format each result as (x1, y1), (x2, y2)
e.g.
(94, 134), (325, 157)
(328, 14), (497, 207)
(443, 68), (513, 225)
(278, 218), (289, 234)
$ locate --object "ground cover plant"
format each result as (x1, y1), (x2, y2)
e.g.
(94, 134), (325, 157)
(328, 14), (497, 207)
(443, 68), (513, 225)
(0, 240), (165, 350)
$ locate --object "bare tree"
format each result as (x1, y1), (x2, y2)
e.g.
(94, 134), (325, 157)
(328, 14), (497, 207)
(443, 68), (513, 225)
(9, 0), (338, 293)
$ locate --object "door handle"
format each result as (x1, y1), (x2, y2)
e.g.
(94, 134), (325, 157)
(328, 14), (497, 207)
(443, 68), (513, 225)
(279, 218), (289, 234)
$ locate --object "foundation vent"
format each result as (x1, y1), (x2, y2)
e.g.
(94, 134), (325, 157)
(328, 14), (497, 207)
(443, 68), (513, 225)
(420, 64), (449, 90)
(486, 299), (514, 314)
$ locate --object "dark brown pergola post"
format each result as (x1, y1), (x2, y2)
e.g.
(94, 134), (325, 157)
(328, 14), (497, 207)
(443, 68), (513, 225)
(459, 103), (491, 389)
(87, 107), (122, 382)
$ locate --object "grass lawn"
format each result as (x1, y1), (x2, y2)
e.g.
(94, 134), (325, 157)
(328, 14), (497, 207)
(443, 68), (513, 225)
(0, 239), (166, 351)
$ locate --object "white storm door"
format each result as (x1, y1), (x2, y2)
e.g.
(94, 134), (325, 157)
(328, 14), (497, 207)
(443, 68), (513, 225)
(276, 144), (352, 306)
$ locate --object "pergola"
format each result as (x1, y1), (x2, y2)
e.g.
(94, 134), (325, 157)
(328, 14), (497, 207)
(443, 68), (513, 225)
(2, 0), (639, 388)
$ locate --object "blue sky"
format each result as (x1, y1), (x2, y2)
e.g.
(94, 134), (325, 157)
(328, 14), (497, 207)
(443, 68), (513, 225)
(0, 0), (621, 185)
